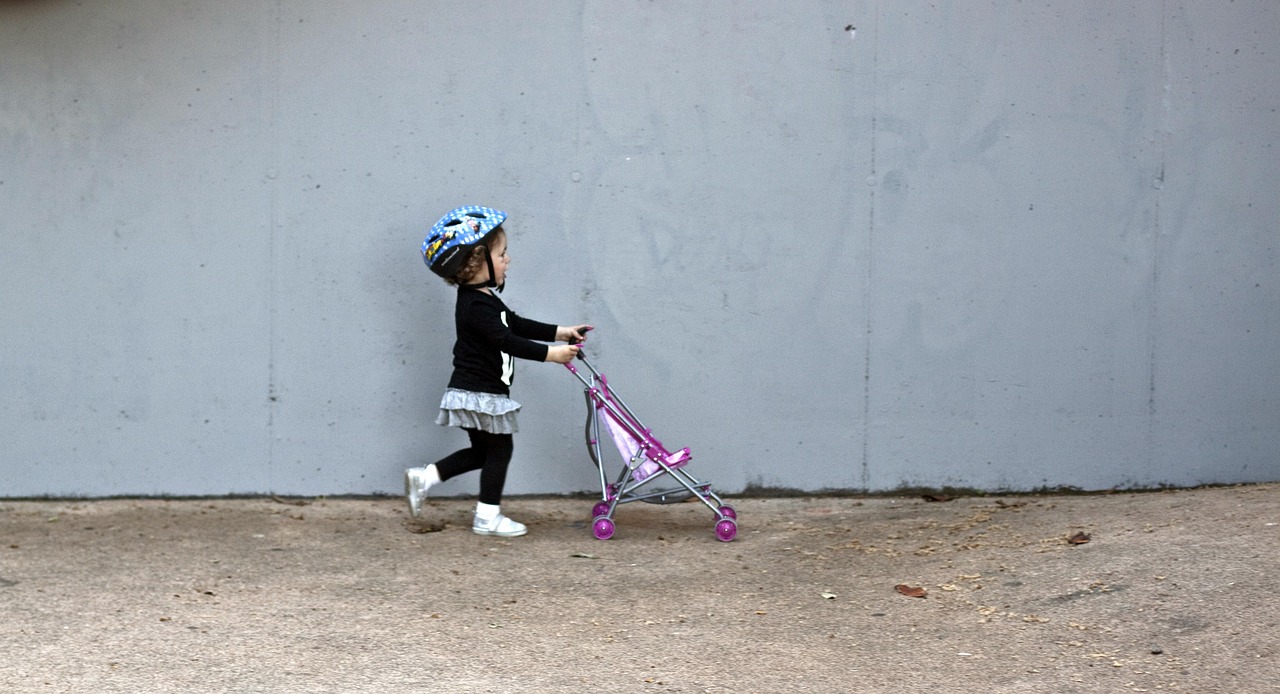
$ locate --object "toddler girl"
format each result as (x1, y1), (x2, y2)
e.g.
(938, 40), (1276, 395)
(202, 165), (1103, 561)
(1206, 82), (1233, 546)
(405, 206), (590, 537)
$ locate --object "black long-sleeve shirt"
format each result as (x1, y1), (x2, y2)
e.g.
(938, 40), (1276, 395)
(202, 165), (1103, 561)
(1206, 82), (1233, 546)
(446, 288), (557, 395)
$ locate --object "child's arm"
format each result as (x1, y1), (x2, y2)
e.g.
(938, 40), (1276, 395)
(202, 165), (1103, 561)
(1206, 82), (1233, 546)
(555, 325), (593, 343)
(505, 312), (557, 343)
(545, 325), (591, 363)
(467, 303), (552, 363)
(469, 302), (590, 364)
(544, 344), (580, 364)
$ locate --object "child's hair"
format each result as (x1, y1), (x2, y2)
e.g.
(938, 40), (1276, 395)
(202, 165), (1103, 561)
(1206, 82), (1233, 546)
(445, 226), (505, 286)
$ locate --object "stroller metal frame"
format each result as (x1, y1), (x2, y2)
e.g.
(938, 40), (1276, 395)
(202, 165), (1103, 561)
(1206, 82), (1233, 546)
(565, 348), (738, 541)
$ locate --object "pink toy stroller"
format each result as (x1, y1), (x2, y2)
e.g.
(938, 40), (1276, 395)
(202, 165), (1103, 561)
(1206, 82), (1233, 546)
(565, 338), (738, 541)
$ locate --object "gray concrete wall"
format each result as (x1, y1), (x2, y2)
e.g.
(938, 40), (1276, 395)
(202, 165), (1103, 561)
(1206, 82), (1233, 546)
(2, 1), (1277, 497)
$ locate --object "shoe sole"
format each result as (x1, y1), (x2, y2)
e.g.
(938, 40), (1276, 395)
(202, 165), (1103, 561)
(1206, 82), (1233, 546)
(472, 527), (528, 538)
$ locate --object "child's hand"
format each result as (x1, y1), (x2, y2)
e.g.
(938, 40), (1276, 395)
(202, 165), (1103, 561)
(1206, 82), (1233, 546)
(557, 324), (593, 344)
(546, 344), (581, 364)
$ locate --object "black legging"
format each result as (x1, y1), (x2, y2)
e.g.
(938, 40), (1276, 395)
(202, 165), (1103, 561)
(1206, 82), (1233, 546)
(433, 429), (514, 506)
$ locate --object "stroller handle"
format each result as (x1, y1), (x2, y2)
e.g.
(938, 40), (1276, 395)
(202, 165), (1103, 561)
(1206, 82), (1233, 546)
(567, 327), (591, 359)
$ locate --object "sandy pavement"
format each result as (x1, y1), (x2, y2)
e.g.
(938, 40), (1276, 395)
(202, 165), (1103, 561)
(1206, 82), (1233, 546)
(2, 484), (1277, 692)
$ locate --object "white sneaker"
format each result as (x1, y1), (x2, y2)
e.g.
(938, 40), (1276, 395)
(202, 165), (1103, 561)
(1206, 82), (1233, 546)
(404, 468), (433, 518)
(472, 513), (527, 537)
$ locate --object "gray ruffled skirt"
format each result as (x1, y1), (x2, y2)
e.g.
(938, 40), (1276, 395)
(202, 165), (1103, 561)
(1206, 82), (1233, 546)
(435, 388), (521, 435)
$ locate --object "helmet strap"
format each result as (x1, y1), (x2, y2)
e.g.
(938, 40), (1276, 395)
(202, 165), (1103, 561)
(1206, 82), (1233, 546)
(488, 251), (504, 293)
(458, 245), (503, 293)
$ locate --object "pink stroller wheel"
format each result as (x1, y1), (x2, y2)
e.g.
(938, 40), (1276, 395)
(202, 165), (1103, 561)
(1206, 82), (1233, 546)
(718, 505), (737, 520)
(592, 516), (615, 540)
(714, 518), (737, 542)
(591, 501), (611, 519)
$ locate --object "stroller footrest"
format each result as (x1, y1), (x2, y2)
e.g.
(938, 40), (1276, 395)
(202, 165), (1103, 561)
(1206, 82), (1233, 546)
(666, 447), (692, 467)
(632, 447), (692, 482)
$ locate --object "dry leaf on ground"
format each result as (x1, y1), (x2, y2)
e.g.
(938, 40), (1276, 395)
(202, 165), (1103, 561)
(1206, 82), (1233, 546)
(895, 584), (927, 598)
(1067, 531), (1091, 545)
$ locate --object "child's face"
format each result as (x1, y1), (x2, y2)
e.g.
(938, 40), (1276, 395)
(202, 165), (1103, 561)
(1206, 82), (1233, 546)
(488, 234), (509, 287)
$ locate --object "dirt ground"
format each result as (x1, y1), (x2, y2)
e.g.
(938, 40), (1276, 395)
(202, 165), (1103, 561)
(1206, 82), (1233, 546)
(2, 484), (1277, 693)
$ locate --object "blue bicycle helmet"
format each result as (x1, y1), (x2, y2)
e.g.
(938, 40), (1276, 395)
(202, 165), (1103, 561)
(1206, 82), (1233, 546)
(421, 205), (507, 283)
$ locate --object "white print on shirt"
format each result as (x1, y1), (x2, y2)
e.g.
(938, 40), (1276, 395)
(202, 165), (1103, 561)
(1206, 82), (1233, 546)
(499, 311), (515, 386)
